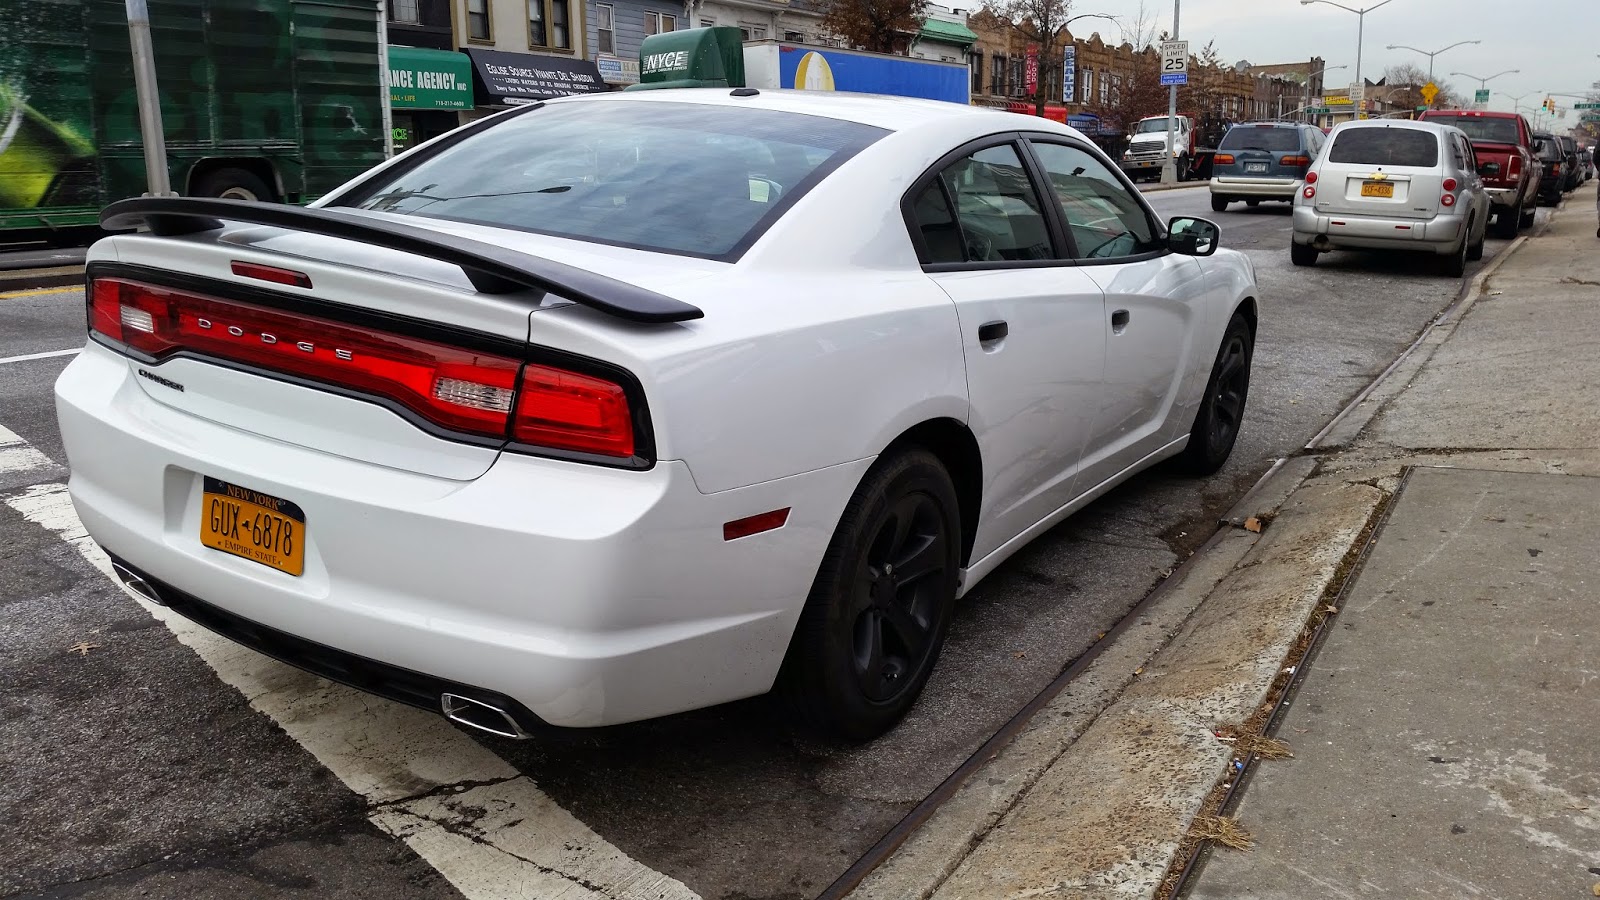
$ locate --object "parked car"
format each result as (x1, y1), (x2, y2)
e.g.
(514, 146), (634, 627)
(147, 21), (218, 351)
(1535, 133), (1566, 206)
(60, 92), (1259, 741)
(1559, 136), (1582, 192)
(1581, 148), (1595, 182)
(1417, 110), (1540, 238)
(1292, 120), (1490, 276)
(1209, 121), (1326, 212)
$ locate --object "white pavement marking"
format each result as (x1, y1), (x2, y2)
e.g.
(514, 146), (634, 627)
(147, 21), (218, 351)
(0, 347), (80, 365)
(0, 423), (55, 476)
(3, 437), (699, 900)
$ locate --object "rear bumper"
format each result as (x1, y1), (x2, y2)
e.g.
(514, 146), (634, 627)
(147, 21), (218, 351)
(1210, 177), (1299, 199)
(56, 342), (867, 728)
(1292, 204), (1468, 253)
(1483, 186), (1522, 210)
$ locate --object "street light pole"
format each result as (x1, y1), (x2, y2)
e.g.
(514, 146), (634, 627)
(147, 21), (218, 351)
(1385, 39), (1480, 107)
(1160, 0), (1180, 186)
(124, 0), (174, 196)
(1302, 63), (1347, 123)
(1300, 0), (1397, 119)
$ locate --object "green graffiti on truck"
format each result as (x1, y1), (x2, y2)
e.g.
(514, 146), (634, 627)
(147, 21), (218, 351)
(0, 0), (388, 232)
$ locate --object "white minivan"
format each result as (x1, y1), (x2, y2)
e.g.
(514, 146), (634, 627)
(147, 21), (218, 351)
(1291, 120), (1491, 277)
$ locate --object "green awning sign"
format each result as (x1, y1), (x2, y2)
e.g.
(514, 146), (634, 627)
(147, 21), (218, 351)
(387, 46), (473, 110)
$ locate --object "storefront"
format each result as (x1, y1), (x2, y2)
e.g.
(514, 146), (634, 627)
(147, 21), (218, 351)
(463, 47), (607, 108)
(386, 46), (474, 152)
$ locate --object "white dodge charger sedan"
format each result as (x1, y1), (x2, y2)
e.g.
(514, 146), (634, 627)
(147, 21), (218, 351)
(59, 89), (1258, 740)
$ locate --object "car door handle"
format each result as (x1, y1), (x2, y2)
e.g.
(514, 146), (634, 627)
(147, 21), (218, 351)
(978, 320), (1008, 344)
(1111, 309), (1130, 334)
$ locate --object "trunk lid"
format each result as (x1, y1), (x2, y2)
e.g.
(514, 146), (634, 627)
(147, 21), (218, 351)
(95, 216), (721, 481)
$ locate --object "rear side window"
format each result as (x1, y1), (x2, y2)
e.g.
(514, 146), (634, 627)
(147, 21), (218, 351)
(1328, 128), (1439, 167)
(1423, 115), (1520, 144)
(1218, 126), (1302, 152)
(914, 144), (1055, 264)
(342, 100), (886, 260)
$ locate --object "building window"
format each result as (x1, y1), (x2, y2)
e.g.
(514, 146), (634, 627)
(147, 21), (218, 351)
(700, 16), (715, 27)
(739, 23), (767, 40)
(971, 55), (983, 95)
(1099, 70), (1108, 104)
(991, 54), (1005, 95)
(1111, 74), (1121, 105)
(645, 11), (675, 34)
(1082, 68), (1093, 104)
(529, 0), (571, 48)
(467, 0), (491, 40)
(389, 0), (419, 24)
(596, 3), (614, 53)
(1009, 57), (1023, 97)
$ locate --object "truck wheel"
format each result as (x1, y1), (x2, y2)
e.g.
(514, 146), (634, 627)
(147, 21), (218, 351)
(1490, 201), (1519, 239)
(1176, 156), (1191, 182)
(194, 168), (275, 203)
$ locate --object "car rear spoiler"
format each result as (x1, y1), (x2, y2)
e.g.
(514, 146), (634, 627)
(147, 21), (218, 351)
(99, 197), (705, 324)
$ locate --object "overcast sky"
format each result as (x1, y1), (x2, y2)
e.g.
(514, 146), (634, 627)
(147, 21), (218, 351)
(1064, 0), (1599, 115)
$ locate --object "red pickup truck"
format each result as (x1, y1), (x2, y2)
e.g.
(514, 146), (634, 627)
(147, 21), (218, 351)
(1418, 110), (1542, 238)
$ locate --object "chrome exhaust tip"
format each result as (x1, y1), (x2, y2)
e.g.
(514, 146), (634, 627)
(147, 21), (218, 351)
(111, 562), (166, 606)
(441, 693), (529, 740)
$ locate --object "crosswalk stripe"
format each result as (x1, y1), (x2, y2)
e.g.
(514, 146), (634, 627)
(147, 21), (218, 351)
(0, 348), (80, 365)
(3, 441), (699, 900)
(0, 423), (54, 476)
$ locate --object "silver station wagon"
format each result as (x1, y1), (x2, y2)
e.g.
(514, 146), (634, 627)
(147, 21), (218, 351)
(1291, 120), (1490, 277)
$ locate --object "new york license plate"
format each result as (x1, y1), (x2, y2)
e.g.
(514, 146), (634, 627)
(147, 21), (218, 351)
(200, 477), (306, 576)
(1245, 162), (1268, 173)
(1361, 182), (1395, 198)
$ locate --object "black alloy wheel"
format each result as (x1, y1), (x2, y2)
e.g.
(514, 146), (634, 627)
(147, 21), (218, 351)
(780, 450), (961, 741)
(1177, 313), (1253, 476)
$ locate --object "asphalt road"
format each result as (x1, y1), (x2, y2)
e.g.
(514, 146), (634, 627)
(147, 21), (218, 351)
(0, 191), (1534, 899)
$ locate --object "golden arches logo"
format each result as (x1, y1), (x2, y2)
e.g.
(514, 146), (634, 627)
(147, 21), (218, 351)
(793, 52), (836, 91)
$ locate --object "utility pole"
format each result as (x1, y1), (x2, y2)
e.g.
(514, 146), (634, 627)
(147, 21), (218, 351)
(378, 0), (394, 159)
(1160, 0), (1179, 185)
(125, 0), (174, 196)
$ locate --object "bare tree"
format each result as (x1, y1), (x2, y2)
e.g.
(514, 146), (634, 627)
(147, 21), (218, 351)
(992, 0), (1116, 115)
(818, 0), (928, 54)
(1086, 4), (1163, 133)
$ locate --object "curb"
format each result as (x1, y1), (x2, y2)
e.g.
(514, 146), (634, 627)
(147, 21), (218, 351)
(1139, 181), (1209, 194)
(0, 266), (85, 293)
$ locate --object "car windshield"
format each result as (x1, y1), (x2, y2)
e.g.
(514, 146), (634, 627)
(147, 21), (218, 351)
(1136, 118), (1175, 134)
(1218, 126), (1301, 152)
(342, 100), (887, 259)
(1328, 127), (1439, 167)
(1424, 115), (1520, 144)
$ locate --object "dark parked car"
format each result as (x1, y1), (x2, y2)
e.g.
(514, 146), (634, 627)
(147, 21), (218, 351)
(1208, 122), (1326, 211)
(1418, 110), (1541, 238)
(1534, 133), (1565, 206)
(1559, 136), (1582, 192)
(1581, 148), (1595, 182)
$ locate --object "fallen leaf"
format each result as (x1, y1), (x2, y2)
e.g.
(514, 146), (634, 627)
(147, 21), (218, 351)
(67, 641), (102, 657)
(1590, 882), (1599, 897)
(1133, 666), (1145, 676)
(1325, 605), (1339, 614)
(1012, 650), (1027, 659)
(1244, 517), (1263, 533)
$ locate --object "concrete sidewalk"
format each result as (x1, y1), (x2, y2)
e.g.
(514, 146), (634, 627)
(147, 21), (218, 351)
(849, 187), (1600, 899)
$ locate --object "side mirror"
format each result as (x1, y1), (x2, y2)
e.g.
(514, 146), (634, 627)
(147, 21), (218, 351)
(1478, 161), (1501, 177)
(1168, 216), (1220, 257)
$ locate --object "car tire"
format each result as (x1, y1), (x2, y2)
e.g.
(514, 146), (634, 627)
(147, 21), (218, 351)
(1211, 195), (1229, 213)
(1290, 240), (1318, 267)
(1245, 199), (1261, 208)
(1491, 202), (1520, 239)
(1518, 202), (1536, 229)
(779, 449), (962, 741)
(1441, 230), (1469, 278)
(1176, 312), (1253, 477)
(1467, 219), (1485, 261)
(194, 167), (275, 202)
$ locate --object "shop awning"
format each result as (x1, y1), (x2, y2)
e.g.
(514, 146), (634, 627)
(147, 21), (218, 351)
(464, 47), (607, 105)
(918, 19), (978, 47)
(387, 46), (473, 110)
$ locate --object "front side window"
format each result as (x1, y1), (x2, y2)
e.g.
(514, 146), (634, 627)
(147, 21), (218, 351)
(910, 143), (1054, 264)
(1029, 140), (1160, 260)
(346, 101), (886, 260)
(467, 0), (491, 40)
(1328, 127), (1440, 167)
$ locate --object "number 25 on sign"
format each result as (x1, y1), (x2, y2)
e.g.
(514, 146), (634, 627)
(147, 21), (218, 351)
(1161, 41), (1189, 74)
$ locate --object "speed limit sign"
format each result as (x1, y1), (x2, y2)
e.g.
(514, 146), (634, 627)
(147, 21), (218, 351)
(1160, 40), (1189, 86)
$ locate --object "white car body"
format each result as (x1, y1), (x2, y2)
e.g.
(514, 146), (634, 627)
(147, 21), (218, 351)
(57, 90), (1258, 733)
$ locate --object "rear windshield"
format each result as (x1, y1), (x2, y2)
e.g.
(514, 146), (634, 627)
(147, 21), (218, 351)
(341, 100), (887, 259)
(1328, 128), (1439, 167)
(1218, 125), (1302, 152)
(1424, 115), (1519, 144)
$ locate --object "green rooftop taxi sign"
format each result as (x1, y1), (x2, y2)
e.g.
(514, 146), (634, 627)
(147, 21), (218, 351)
(628, 27), (746, 90)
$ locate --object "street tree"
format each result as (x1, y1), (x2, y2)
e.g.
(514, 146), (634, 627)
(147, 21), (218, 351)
(1178, 39), (1230, 120)
(992, 0), (1116, 115)
(1086, 2), (1164, 133)
(818, 0), (927, 54)
(1380, 62), (1458, 113)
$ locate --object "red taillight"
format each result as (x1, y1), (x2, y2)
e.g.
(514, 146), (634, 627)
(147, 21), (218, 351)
(1441, 193), (1456, 207)
(1442, 177), (1458, 192)
(231, 261), (312, 288)
(88, 276), (521, 438)
(1303, 185), (1317, 199)
(1305, 171), (1318, 184)
(511, 364), (635, 459)
(1281, 155), (1312, 168)
(1214, 153), (1235, 165)
(1507, 155), (1522, 181)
